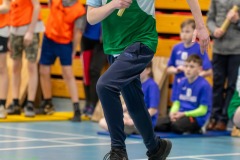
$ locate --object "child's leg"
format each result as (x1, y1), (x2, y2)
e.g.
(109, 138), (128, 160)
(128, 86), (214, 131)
(96, 42), (154, 150)
(82, 50), (92, 108)
(99, 118), (108, 131)
(40, 65), (52, 99)
(233, 107), (240, 128)
(61, 66), (79, 103)
(25, 33), (39, 103)
(171, 116), (200, 134)
(89, 43), (107, 107)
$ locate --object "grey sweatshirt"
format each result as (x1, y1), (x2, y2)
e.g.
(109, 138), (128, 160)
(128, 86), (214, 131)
(207, 0), (240, 55)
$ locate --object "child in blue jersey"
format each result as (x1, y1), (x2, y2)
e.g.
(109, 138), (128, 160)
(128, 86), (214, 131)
(167, 19), (212, 102)
(86, 0), (210, 159)
(81, 21), (107, 116)
(155, 54), (212, 134)
(99, 62), (160, 134)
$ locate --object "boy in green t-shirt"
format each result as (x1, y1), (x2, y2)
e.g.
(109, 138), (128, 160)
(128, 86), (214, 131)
(86, 0), (210, 159)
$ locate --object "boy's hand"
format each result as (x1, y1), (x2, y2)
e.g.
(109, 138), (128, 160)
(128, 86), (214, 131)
(177, 65), (185, 73)
(213, 28), (225, 38)
(112, 0), (132, 9)
(192, 27), (210, 54)
(24, 31), (33, 47)
(174, 112), (185, 119)
(169, 112), (177, 122)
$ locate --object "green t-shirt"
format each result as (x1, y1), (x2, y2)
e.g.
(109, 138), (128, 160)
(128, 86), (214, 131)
(228, 90), (240, 119)
(102, 0), (158, 55)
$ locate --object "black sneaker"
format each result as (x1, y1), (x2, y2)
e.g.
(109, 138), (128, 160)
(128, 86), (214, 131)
(24, 103), (35, 117)
(103, 148), (128, 160)
(147, 138), (172, 160)
(37, 102), (55, 115)
(7, 103), (21, 115)
(71, 111), (81, 122)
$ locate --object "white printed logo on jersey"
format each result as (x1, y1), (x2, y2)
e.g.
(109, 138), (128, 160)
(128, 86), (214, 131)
(181, 52), (188, 60)
(179, 88), (197, 102)
(186, 88), (192, 97)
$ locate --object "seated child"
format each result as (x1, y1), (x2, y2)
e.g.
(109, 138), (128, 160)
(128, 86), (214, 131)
(99, 62), (160, 134)
(155, 54), (212, 134)
(167, 19), (212, 102)
(228, 67), (240, 129)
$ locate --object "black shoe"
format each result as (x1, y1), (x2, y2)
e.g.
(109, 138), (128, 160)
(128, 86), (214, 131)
(103, 148), (128, 160)
(71, 112), (81, 122)
(7, 104), (21, 115)
(37, 102), (55, 115)
(147, 138), (172, 160)
(24, 103), (35, 117)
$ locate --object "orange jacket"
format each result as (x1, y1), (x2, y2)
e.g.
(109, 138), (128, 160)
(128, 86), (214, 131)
(0, 0), (9, 28)
(45, 0), (85, 44)
(10, 0), (41, 27)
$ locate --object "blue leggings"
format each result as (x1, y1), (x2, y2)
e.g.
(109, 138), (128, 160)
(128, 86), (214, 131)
(96, 42), (158, 152)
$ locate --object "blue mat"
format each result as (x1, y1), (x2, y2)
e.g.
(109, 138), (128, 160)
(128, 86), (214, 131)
(97, 130), (231, 139)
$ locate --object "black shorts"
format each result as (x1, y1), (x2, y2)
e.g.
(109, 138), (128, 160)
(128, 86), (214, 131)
(0, 36), (8, 54)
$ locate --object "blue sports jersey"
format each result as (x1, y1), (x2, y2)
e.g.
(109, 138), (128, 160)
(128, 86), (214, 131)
(83, 22), (101, 41)
(176, 76), (212, 127)
(142, 78), (160, 127)
(168, 42), (212, 101)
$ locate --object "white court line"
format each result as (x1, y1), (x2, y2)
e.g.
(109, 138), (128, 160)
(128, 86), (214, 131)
(133, 153), (240, 160)
(192, 158), (214, 160)
(0, 141), (140, 151)
(0, 126), (139, 143)
(0, 134), (35, 140)
(0, 126), (90, 137)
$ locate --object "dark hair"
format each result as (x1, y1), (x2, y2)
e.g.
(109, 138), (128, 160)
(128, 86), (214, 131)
(186, 54), (203, 66)
(180, 19), (196, 30)
(146, 61), (154, 78)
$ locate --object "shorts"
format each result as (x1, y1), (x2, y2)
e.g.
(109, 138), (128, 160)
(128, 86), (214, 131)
(39, 35), (73, 66)
(10, 33), (39, 62)
(0, 36), (8, 54)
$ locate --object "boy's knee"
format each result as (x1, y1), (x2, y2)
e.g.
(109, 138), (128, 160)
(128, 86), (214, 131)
(96, 77), (106, 93)
(171, 123), (184, 134)
(233, 107), (240, 128)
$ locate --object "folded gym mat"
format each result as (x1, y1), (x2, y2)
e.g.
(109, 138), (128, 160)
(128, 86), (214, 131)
(0, 112), (90, 122)
(97, 130), (231, 139)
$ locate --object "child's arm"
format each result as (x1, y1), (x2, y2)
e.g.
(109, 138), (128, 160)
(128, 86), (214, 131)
(167, 66), (178, 75)
(72, 17), (84, 58)
(87, 0), (132, 25)
(184, 105), (208, 117)
(24, 0), (41, 46)
(148, 108), (158, 117)
(199, 69), (213, 77)
(0, 0), (10, 14)
(186, 0), (210, 53)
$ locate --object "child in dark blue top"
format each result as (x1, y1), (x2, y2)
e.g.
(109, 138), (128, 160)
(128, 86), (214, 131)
(155, 54), (212, 134)
(167, 19), (212, 102)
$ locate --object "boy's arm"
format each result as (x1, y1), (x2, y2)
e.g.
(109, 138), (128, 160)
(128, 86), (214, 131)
(170, 101), (180, 113)
(186, 0), (210, 53)
(167, 66), (178, 75)
(199, 69), (213, 77)
(0, 0), (10, 14)
(87, 0), (132, 25)
(28, 0), (40, 34)
(72, 16), (85, 58)
(24, 0), (40, 46)
(184, 104), (208, 117)
(148, 108), (158, 117)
